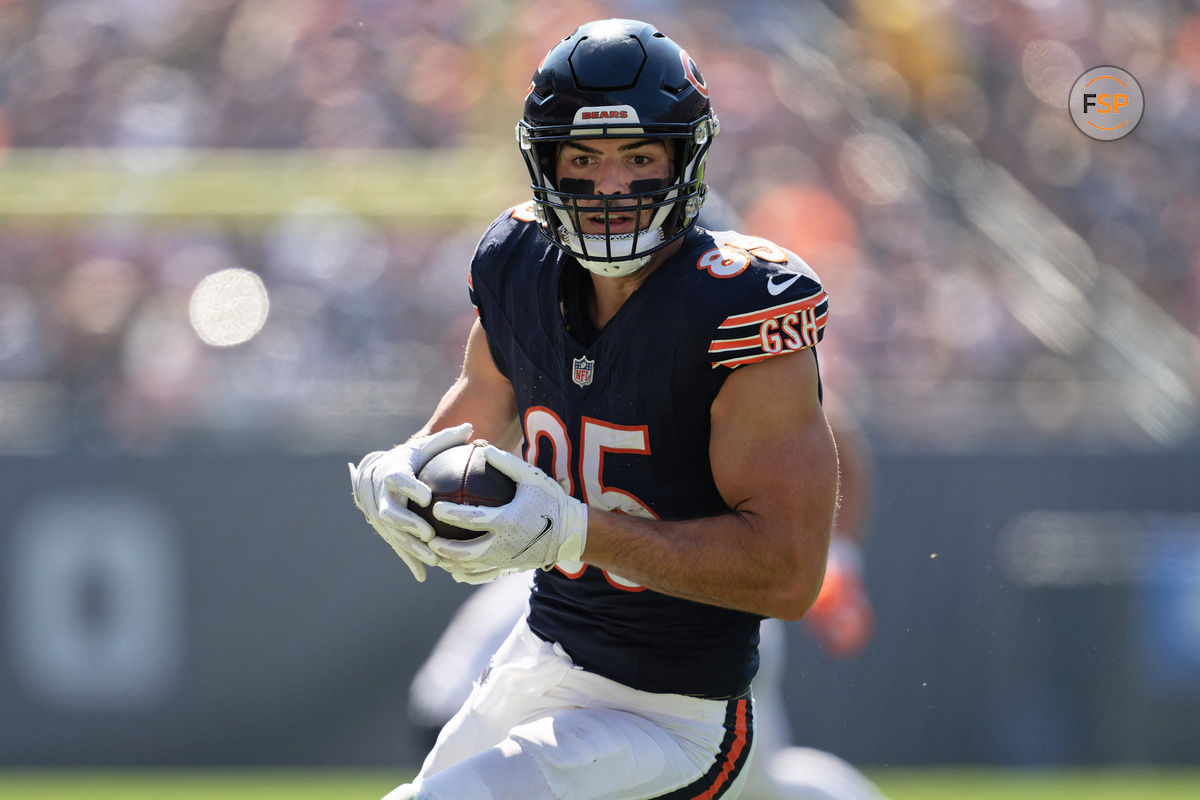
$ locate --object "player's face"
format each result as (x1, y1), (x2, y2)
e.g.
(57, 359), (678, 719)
(555, 138), (674, 235)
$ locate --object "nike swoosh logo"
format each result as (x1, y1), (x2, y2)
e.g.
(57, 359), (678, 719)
(514, 516), (555, 559)
(767, 274), (801, 296)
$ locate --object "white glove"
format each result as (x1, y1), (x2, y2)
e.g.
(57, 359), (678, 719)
(441, 561), (518, 586)
(348, 423), (474, 582)
(428, 444), (588, 574)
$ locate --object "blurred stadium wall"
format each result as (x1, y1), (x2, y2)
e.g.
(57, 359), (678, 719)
(3, 450), (1200, 767)
(2, 0), (1199, 769)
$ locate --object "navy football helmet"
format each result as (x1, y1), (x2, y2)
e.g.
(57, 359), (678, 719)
(518, 19), (720, 276)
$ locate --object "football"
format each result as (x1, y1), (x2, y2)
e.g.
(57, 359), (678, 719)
(411, 441), (517, 540)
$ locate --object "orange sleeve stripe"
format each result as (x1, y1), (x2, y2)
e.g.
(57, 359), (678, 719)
(716, 291), (827, 329)
(707, 335), (762, 353)
(708, 309), (828, 359)
(711, 351), (776, 369)
(708, 308), (828, 354)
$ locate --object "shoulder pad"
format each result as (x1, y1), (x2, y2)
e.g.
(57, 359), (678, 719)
(699, 234), (829, 370)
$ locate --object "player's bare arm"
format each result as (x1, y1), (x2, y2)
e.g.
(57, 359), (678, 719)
(428, 332), (839, 615)
(578, 347), (835, 618)
(581, 348), (838, 620)
(414, 318), (521, 451)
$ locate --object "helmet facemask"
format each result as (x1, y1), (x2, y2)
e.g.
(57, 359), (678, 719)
(518, 119), (717, 277)
(517, 19), (719, 278)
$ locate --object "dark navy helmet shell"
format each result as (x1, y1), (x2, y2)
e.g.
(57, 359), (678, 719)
(517, 19), (720, 276)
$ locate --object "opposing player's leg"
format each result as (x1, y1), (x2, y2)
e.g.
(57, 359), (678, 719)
(739, 619), (886, 800)
(765, 747), (886, 800)
(408, 571), (533, 731)
(390, 619), (756, 800)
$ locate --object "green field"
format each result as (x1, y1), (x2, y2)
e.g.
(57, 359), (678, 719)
(2, 768), (1200, 799)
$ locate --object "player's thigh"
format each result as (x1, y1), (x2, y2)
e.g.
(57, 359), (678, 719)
(414, 621), (575, 779)
(417, 703), (755, 800)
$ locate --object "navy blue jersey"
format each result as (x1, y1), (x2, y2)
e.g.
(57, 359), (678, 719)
(468, 202), (828, 698)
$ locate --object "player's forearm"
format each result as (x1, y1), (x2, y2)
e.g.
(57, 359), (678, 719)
(581, 507), (830, 620)
(417, 375), (521, 450)
(411, 318), (521, 450)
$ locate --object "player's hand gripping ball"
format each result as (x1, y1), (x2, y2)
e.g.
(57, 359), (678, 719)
(411, 441), (517, 540)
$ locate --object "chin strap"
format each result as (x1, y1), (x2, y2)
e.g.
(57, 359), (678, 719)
(560, 226), (664, 277)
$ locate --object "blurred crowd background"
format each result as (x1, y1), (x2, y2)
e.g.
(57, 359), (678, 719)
(1, 0), (1199, 456)
(4, 0), (1200, 774)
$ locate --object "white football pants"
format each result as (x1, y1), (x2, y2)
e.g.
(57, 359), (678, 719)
(386, 617), (756, 800)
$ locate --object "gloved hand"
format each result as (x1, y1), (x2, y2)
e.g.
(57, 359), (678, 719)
(441, 560), (519, 586)
(803, 535), (875, 658)
(427, 444), (588, 576)
(348, 423), (474, 582)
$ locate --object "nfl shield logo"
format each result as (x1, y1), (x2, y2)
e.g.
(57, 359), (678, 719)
(572, 355), (595, 387)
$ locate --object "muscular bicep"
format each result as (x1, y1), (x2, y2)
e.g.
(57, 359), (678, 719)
(421, 318), (521, 449)
(709, 349), (839, 603)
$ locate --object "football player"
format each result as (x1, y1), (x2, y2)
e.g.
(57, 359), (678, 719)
(407, 400), (881, 800)
(351, 18), (839, 800)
